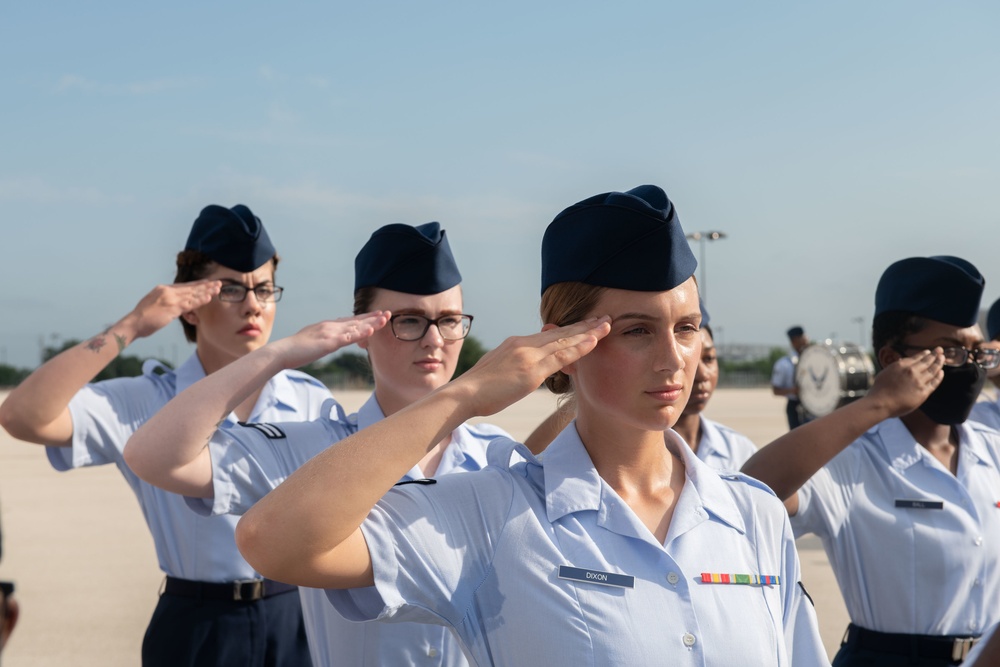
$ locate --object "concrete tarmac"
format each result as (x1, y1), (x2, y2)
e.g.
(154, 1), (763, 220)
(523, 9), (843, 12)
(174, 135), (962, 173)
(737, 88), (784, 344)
(0, 387), (848, 665)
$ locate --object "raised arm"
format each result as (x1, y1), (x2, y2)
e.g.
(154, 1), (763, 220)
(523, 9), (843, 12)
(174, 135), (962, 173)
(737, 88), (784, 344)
(124, 312), (390, 498)
(0, 281), (220, 446)
(742, 348), (944, 514)
(235, 317), (612, 589)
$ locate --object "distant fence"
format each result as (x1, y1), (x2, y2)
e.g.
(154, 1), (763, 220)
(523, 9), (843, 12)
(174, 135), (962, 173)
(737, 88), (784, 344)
(718, 370), (771, 388)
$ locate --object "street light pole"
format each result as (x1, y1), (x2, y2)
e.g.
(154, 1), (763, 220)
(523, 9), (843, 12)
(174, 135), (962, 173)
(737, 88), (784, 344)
(685, 231), (727, 305)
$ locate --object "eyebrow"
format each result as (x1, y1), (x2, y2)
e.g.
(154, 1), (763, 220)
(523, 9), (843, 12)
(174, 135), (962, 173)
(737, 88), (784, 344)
(219, 278), (273, 286)
(393, 308), (463, 316)
(612, 311), (702, 323)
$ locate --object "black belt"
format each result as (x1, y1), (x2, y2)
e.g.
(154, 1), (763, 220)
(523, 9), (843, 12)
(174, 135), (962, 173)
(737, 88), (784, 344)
(844, 624), (981, 662)
(163, 576), (297, 602)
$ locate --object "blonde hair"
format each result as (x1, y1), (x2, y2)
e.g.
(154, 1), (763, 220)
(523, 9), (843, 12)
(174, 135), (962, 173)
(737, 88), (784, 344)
(539, 282), (607, 394)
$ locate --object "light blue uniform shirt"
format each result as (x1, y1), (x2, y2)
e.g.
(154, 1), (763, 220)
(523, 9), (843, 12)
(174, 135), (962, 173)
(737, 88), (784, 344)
(970, 396), (1000, 431)
(692, 416), (758, 471)
(329, 424), (828, 666)
(791, 417), (1000, 637)
(48, 353), (332, 582)
(189, 393), (510, 667)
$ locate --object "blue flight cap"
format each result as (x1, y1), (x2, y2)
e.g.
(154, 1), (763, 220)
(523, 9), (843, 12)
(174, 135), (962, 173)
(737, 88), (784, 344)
(787, 326), (804, 339)
(185, 204), (275, 272)
(541, 184), (697, 294)
(986, 298), (1000, 341)
(874, 256), (984, 327)
(700, 301), (711, 327)
(354, 222), (462, 294)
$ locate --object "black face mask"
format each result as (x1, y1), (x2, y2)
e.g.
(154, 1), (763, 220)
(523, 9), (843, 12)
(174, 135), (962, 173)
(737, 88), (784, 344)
(918, 362), (987, 425)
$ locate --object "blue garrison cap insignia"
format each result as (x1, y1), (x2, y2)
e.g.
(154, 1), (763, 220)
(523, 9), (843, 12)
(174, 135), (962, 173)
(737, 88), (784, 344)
(874, 256), (984, 327)
(355, 222), (462, 295)
(541, 184), (697, 294)
(185, 204), (275, 272)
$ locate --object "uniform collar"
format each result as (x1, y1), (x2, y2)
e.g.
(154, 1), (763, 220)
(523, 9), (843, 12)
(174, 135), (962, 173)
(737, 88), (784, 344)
(542, 423), (746, 535)
(876, 418), (994, 472)
(174, 352), (295, 422)
(355, 393), (489, 475)
(693, 415), (723, 461)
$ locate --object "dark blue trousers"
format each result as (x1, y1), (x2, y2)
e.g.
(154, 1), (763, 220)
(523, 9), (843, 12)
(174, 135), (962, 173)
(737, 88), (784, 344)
(141, 588), (312, 667)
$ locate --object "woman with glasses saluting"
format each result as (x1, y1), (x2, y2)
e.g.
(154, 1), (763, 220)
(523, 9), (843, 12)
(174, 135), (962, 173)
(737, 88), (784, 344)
(743, 256), (1000, 666)
(0, 205), (374, 666)
(125, 222), (510, 667)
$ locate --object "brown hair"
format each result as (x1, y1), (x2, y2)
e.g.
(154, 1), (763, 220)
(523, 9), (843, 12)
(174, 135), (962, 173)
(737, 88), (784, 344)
(539, 282), (607, 394)
(353, 286), (380, 316)
(174, 251), (280, 343)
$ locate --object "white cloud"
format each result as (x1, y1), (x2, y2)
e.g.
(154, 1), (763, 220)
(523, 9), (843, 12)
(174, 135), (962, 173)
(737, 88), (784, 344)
(52, 75), (203, 95)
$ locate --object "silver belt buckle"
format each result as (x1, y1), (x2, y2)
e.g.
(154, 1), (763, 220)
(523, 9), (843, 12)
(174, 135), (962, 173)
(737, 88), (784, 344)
(952, 636), (979, 662)
(233, 578), (264, 601)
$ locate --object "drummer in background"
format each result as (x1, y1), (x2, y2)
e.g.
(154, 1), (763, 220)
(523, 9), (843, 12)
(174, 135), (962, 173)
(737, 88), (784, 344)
(969, 296), (1000, 430)
(743, 255), (1000, 666)
(772, 326), (811, 430)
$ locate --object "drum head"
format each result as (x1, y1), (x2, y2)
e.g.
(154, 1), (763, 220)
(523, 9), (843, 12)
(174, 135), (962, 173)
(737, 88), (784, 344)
(796, 343), (874, 417)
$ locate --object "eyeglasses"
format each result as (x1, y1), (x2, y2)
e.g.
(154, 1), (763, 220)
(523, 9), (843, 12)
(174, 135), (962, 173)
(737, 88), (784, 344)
(217, 284), (284, 303)
(896, 344), (1000, 370)
(389, 314), (473, 341)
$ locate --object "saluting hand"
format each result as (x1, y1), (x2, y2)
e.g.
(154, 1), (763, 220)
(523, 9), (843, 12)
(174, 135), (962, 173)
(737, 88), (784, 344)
(451, 316), (611, 418)
(268, 312), (390, 370)
(124, 280), (222, 340)
(866, 347), (946, 419)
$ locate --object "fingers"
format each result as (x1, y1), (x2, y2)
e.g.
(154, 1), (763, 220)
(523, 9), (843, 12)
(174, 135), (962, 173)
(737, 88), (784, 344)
(537, 317), (611, 372)
(335, 311), (390, 344)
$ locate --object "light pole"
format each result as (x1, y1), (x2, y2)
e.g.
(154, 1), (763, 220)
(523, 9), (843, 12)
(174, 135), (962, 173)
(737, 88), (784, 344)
(851, 316), (865, 348)
(685, 231), (727, 305)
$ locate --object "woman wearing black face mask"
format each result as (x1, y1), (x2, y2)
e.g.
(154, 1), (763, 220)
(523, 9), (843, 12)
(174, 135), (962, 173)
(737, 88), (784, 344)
(743, 255), (1000, 666)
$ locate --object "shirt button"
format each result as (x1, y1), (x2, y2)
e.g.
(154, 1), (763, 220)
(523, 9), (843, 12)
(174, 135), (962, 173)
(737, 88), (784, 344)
(682, 633), (697, 648)
(666, 572), (680, 585)
(974, 536), (984, 546)
(427, 648), (439, 658)
(975, 578), (982, 587)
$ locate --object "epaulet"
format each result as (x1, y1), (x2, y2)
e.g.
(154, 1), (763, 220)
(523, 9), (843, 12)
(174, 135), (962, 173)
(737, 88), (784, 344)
(465, 422), (513, 443)
(486, 437), (536, 469)
(716, 470), (779, 499)
(282, 369), (328, 389)
(141, 359), (172, 378)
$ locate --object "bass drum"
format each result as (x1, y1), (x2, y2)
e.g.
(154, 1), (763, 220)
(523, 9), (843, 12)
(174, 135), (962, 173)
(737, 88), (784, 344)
(795, 342), (875, 417)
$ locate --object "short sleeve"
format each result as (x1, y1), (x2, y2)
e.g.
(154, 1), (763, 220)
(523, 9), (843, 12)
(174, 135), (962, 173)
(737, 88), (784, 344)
(777, 509), (829, 665)
(789, 445), (862, 540)
(51, 375), (166, 471)
(327, 468), (515, 628)
(191, 410), (353, 517)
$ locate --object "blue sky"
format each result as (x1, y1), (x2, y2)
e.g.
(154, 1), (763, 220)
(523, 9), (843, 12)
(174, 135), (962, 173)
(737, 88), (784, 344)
(2, 2), (998, 368)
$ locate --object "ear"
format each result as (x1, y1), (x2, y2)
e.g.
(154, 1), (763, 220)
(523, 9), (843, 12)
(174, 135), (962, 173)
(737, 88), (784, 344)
(877, 345), (901, 369)
(356, 337), (370, 351)
(181, 311), (199, 326)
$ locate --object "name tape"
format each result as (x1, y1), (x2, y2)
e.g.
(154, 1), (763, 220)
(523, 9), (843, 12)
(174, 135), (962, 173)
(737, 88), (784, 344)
(558, 566), (634, 589)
